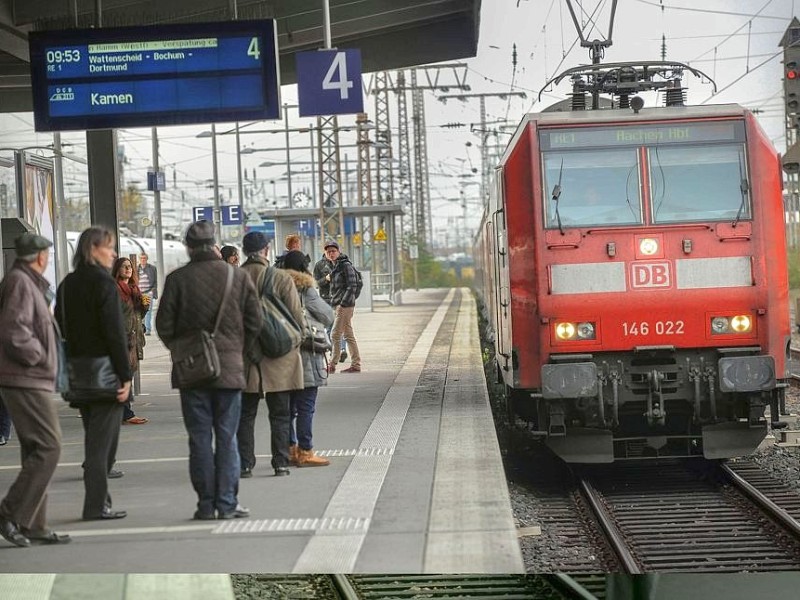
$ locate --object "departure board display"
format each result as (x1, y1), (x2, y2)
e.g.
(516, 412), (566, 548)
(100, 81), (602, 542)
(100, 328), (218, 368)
(29, 20), (281, 131)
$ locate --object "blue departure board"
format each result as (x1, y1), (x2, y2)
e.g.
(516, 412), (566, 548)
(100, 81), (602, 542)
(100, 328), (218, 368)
(29, 20), (281, 132)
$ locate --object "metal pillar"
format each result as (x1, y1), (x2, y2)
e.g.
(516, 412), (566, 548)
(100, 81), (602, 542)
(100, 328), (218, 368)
(356, 112), (373, 268)
(411, 69), (431, 248)
(317, 116), (345, 246)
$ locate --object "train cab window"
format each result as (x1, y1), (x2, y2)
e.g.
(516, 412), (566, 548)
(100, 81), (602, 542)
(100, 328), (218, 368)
(542, 149), (643, 228)
(649, 144), (750, 224)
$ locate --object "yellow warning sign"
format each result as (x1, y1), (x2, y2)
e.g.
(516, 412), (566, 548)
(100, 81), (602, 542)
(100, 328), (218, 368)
(353, 232), (362, 246)
(374, 228), (387, 242)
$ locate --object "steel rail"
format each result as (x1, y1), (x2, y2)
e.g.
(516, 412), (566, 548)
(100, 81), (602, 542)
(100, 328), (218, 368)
(579, 478), (642, 574)
(720, 462), (800, 540)
(331, 575), (359, 600)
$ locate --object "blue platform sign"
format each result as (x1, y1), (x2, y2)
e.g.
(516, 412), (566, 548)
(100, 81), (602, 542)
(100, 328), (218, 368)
(296, 49), (363, 117)
(147, 170), (166, 192)
(222, 205), (242, 225)
(28, 20), (281, 132)
(192, 205), (242, 225)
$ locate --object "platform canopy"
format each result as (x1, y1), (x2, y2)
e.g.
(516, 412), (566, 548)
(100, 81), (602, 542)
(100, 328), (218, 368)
(0, 0), (481, 112)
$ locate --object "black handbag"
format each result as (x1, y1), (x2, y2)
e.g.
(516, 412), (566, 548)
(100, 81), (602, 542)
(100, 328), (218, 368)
(58, 286), (119, 403)
(170, 266), (233, 388)
(62, 356), (120, 403)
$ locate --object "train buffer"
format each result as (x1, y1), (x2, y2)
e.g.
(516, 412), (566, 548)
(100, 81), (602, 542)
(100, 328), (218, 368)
(0, 288), (522, 573)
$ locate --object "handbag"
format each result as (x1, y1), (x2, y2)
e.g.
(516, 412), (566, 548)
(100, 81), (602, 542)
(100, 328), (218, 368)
(299, 290), (332, 354)
(170, 266), (233, 388)
(58, 286), (119, 403)
(62, 356), (120, 402)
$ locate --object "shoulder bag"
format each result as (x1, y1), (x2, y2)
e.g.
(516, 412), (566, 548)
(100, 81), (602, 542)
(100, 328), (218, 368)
(169, 265), (233, 388)
(299, 291), (331, 354)
(255, 267), (303, 359)
(59, 283), (120, 403)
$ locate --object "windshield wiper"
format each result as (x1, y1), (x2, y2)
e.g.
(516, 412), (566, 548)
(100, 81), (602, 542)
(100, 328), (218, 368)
(551, 158), (564, 235)
(732, 155), (749, 228)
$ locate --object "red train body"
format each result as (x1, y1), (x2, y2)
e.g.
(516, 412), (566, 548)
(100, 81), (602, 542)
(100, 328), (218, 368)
(478, 104), (790, 462)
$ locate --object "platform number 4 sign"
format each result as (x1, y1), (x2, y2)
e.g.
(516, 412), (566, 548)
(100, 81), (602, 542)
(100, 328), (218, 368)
(297, 49), (364, 117)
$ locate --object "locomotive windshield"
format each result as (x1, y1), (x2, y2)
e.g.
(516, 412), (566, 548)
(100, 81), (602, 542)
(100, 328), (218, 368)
(539, 120), (750, 228)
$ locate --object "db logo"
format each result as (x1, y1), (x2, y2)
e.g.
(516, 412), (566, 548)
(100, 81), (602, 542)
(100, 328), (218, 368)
(631, 262), (671, 289)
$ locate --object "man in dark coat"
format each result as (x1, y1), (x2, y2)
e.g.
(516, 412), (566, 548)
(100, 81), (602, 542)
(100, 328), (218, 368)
(156, 220), (261, 520)
(0, 234), (70, 546)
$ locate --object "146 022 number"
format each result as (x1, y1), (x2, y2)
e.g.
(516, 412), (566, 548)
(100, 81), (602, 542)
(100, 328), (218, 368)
(622, 320), (685, 336)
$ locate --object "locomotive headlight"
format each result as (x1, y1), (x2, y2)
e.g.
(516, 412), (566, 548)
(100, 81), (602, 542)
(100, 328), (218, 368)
(639, 238), (659, 255)
(554, 321), (596, 341)
(730, 314), (752, 333)
(711, 317), (730, 334)
(576, 322), (596, 340)
(555, 322), (576, 340)
(710, 315), (753, 335)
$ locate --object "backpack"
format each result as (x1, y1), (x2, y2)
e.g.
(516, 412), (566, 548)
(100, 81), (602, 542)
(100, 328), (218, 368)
(353, 267), (364, 299)
(255, 267), (302, 359)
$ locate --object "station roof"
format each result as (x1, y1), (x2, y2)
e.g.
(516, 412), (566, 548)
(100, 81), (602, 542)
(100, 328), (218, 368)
(0, 0), (481, 112)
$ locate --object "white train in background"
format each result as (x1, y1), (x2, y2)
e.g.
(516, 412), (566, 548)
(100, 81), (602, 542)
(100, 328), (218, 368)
(65, 231), (189, 277)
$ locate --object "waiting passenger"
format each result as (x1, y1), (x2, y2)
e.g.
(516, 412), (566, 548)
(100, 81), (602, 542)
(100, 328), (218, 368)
(137, 253), (157, 336)
(278, 250), (333, 467)
(220, 245), (240, 266)
(56, 227), (132, 521)
(112, 257), (149, 426)
(156, 221), (261, 520)
(238, 231), (304, 477)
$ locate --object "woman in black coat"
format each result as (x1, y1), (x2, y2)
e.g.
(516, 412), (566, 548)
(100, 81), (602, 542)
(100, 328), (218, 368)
(55, 227), (132, 520)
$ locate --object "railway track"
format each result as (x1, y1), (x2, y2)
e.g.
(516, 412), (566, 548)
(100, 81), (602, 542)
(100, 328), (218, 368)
(231, 574), (603, 599)
(577, 460), (800, 573)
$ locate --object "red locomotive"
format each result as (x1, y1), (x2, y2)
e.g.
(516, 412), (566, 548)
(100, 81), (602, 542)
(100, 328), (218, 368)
(477, 62), (790, 462)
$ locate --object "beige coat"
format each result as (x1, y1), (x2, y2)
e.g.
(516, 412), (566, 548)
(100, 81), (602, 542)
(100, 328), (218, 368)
(241, 255), (304, 394)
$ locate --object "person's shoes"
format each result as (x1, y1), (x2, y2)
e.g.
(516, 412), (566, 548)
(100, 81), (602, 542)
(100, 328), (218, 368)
(296, 449), (330, 467)
(218, 505), (249, 519)
(107, 468), (124, 479)
(0, 517), (30, 547)
(124, 416), (149, 425)
(327, 364), (336, 374)
(339, 350), (348, 363)
(193, 510), (216, 520)
(289, 444), (299, 466)
(21, 528), (71, 545)
(0, 436), (7, 446)
(240, 467), (252, 479)
(342, 366), (361, 373)
(274, 467), (291, 476)
(83, 508), (127, 520)
(145, 332), (152, 336)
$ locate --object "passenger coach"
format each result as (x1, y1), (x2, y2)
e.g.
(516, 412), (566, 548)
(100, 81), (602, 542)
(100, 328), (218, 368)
(478, 103), (790, 462)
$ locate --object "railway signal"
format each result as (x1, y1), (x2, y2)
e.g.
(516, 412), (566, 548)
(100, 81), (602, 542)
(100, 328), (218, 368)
(781, 18), (800, 129)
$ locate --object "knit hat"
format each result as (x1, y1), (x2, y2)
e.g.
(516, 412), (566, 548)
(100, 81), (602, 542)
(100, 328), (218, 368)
(281, 250), (310, 273)
(242, 231), (269, 254)
(185, 220), (216, 248)
(323, 240), (339, 250)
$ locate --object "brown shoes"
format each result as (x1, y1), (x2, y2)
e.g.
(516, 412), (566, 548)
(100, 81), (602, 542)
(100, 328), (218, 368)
(124, 416), (149, 425)
(296, 449), (330, 467)
(341, 366), (361, 373)
(289, 444), (299, 466)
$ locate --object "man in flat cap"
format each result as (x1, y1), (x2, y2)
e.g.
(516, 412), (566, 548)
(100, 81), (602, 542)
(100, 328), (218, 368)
(0, 233), (70, 547)
(156, 221), (262, 520)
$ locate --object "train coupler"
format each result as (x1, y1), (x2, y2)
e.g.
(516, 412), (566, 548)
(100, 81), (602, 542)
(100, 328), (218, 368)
(547, 403), (566, 437)
(645, 368), (667, 427)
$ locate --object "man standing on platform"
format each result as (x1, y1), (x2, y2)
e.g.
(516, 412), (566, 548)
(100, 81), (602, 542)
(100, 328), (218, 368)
(138, 253), (157, 335)
(157, 221), (261, 520)
(0, 233), (70, 547)
(325, 241), (361, 374)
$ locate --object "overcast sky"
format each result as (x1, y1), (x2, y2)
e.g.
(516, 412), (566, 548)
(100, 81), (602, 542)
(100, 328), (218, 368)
(1, 1), (798, 237)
